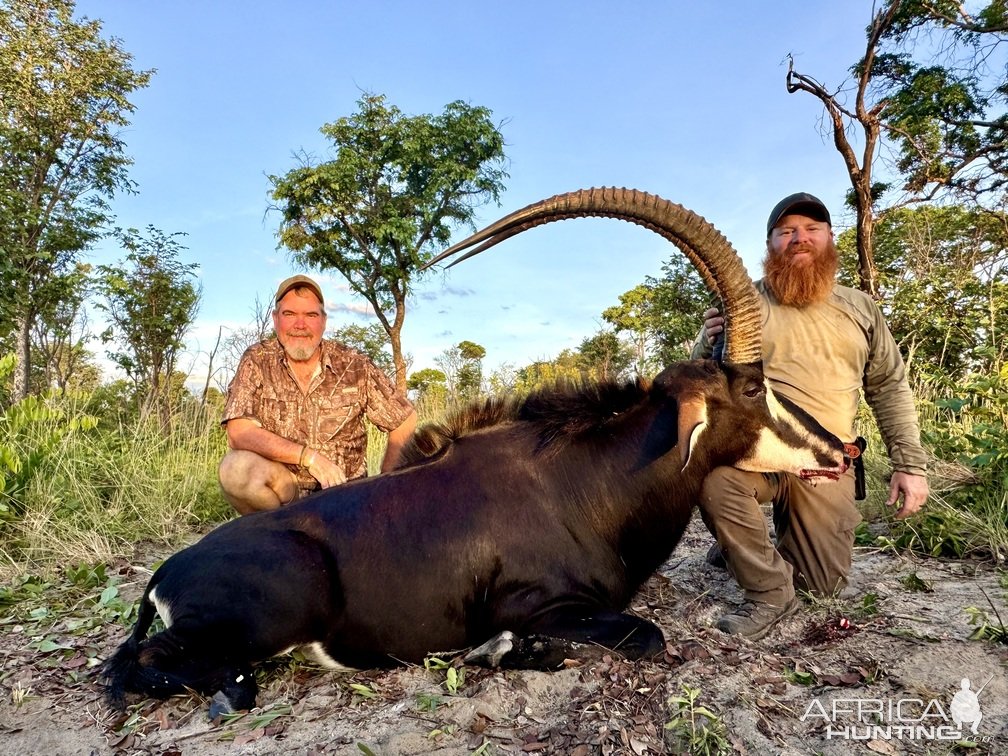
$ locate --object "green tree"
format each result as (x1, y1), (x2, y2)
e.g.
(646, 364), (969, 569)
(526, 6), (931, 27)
(95, 226), (201, 424)
(786, 0), (1008, 295)
(646, 256), (710, 366)
(0, 0), (152, 400)
(603, 256), (707, 376)
(406, 367), (447, 405)
(28, 262), (94, 395)
(270, 93), (508, 392)
(330, 322), (396, 379)
(513, 349), (585, 394)
(603, 285), (656, 376)
(436, 340), (486, 401)
(877, 2), (1008, 204)
(837, 205), (1008, 379)
(577, 329), (633, 382)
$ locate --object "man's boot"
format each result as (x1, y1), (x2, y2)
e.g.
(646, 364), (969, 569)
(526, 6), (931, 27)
(716, 597), (799, 640)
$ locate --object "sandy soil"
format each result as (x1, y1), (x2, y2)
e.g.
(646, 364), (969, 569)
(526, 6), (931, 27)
(1, 514), (1006, 755)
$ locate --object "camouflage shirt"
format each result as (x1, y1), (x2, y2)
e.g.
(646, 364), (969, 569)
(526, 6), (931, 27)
(222, 338), (414, 486)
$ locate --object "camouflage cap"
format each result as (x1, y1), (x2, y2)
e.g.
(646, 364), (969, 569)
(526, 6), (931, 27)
(275, 274), (324, 306)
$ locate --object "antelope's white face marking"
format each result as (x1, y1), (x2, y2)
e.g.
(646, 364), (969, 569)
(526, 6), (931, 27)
(764, 380), (802, 433)
(740, 382), (842, 474)
(149, 586), (173, 628)
(740, 427), (813, 473)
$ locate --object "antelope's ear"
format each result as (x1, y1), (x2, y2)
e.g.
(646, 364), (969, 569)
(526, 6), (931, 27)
(678, 396), (708, 469)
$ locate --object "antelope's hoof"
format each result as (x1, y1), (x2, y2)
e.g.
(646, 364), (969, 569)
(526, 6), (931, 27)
(464, 630), (516, 667)
(208, 690), (236, 720)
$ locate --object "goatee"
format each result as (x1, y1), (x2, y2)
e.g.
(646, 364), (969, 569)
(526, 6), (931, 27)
(282, 340), (317, 362)
(763, 238), (838, 307)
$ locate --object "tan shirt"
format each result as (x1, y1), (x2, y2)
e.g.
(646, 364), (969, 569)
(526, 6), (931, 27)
(692, 281), (927, 475)
(223, 338), (414, 484)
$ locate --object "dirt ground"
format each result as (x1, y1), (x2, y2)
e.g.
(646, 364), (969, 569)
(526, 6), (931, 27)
(1, 514), (1006, 756)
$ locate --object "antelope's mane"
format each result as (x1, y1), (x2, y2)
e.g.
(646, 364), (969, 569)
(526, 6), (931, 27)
(397, 377), (652, 468)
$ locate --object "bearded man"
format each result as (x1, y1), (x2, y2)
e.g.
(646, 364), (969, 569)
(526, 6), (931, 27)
(219, 275), (416, 515)
(691, 193), (929, 639)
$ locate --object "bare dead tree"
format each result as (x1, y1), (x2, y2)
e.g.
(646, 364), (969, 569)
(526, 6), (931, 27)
(215, 294), (275, 393)
(787, 0), (1008, 300)
(784, 1), (902, 297)
(200, 325), (224, 408)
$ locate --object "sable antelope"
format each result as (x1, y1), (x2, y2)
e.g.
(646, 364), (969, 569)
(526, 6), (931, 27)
(102, 188), (847, 715)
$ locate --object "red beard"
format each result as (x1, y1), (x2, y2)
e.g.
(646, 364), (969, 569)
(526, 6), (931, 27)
(763, 238), (839, 306)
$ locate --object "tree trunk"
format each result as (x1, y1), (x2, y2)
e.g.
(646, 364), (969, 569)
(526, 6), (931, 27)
(390, 327), (406, 394)
(854, 205), (879, 297)
(390, 292), (408, 394)
(13, 314), (32, 401)
(367, 288), (408, 393)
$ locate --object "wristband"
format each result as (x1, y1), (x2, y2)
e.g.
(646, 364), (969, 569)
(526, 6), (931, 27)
(298, 445), (310, 468)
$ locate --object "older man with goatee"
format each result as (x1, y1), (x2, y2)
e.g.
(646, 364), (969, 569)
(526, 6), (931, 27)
(219, 274), (416, 515)
(692, 192), (929, 639)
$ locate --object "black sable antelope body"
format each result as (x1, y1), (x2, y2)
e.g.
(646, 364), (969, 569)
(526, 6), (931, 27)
(102, 188), (848, 715)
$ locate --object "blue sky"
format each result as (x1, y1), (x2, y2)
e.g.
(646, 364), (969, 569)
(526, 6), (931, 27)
(75, 1), (877, 384)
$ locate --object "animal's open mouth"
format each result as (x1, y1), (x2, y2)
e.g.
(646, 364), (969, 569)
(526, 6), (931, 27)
(798, 461), (846, 479)
(799, 468), (842, 481)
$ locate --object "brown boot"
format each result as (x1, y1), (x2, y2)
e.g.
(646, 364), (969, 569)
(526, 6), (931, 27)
(716, 597), (799, 640)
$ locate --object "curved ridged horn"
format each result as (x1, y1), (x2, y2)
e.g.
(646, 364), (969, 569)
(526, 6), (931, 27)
(424, 187), (762, 364)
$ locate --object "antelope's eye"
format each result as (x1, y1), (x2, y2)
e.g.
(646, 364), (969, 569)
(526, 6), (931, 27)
(742, 384), (763, 399)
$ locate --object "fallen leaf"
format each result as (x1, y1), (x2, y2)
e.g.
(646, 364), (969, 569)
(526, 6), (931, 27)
(109, 733), (134, 750)
(629, 736), (650, 754)
(679, 641), (710, 661)
(233, 727), (265, 746)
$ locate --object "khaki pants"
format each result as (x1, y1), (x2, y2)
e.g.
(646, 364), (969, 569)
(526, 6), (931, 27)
(699, 466), (861, 605)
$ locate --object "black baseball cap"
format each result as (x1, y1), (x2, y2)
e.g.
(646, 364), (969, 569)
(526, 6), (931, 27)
(766, 192), (831, 236)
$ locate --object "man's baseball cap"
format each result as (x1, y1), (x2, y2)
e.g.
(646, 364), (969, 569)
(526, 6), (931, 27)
(275, 274), (324, 306)
(766, 192), (831, 236)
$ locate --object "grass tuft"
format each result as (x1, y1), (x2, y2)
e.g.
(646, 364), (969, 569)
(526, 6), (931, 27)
(1, 395), (229, 578)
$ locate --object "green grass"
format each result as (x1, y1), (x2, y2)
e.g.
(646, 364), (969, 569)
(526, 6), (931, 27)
(853, 374), (1008, 562)
(1, 395), (230, 578)
(366, 390), (449, 474)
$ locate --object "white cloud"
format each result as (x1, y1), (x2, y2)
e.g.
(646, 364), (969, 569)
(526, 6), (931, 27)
(328, 302), (374, 317)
